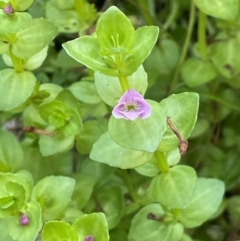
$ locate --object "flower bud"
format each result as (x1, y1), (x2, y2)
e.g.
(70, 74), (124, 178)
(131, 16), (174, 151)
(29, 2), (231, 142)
(84, 235), (94, 241)
(3, 4), (14, 15)
(19, 213), (29, 226)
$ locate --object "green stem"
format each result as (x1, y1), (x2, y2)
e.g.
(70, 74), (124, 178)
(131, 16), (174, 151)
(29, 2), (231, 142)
(163, 0), (179, 30)
(136, 0), (155, 25)
(200, 92), (240, 113)
(172, 208), (180, 222)
(170, 0), (196, 93)
(116, 170), (138, 202)
(154, 151), (169, 173)
(118, 75), (130, 92)
(9, 48), (23, 72)
(198, 11), (208, 61)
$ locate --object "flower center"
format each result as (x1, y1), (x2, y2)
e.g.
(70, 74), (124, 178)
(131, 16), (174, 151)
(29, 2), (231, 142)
(126, 104), (136, 111)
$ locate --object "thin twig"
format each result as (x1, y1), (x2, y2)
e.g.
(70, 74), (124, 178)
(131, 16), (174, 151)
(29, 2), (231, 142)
(167, 117), (188, 155)
(23, 126), (55, 137)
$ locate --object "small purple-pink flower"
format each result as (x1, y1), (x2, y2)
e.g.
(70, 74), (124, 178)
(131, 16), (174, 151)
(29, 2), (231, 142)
(112, 89), (151, 121)
(3, 4), (14, 15)
(19, 213), (29, 226)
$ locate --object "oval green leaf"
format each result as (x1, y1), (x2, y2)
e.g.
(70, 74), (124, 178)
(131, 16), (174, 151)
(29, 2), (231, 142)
(179, 178), (225, 228)
(158, 92), (199, 152)
(0, 69), (36, 111)
(194, 0), (239, 20)
(31, 175), (76, 220)
(42, 221), (78, 241)
(109, 100), (166, 152)
(73, 213), (109, 241)
(181, 58), (217, 87)
(128, 203), (184, 241)
(90, 132), (153, 169)
(149, 165), (197, 209)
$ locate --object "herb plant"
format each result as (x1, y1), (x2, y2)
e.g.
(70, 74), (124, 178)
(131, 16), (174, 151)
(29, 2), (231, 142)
(0, 0), (239, 240)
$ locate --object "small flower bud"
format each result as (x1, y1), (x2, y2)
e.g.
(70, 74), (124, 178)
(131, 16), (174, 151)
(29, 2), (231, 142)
(84, 235), (94, 241)
(19, 213), (29, 226)
(3, 4), (14, 15)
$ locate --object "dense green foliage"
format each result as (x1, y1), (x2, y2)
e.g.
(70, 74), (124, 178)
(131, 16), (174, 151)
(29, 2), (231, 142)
(0, 0), (239, 240)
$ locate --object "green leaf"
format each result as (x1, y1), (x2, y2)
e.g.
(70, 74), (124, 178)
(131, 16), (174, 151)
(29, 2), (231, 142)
(193, 0), (239, 20)
(60, 207), (84, 223)
(0, 12), (32, 35)
(81, 101), (108, 118)
(3, 49), (47, 70)
(109, 100), (166, 152)
(12, 0), (34, 11)
(61, 109), (83, 136)
(179, 178), (225, 228)
(180, 234), (193, 241)
(56, 89), (82, 115)
(0, 40), (9, 54)
(144, 40), (180, 75)
(39, 134), (74, 156)
(50, 0), (74, 10)
(22, 142), (72, 182)
(95, 186), (124, 229)
(23, 46), (48, 70)
(12, 18), (58, 58)
(79, 157), (115, 187)
(70, 173), (96, 210)
(39, 83), (63, 103)
(0, 218), (13, 241)
(96, 6), (135, 51)
(31, 175), (76, 220)
(76, 120), (105, 155)
(8, 201), (42, 241)
(121, 26), (159, 76)
(39, 100), (66, 122)
(45, 1), (80, 34)
(68, 81), (102, 104)
(149, 165), (197, 209)
(63, 36), (119, 76)
(227, 196), (240, 224)
(42, 221), (78, 241)
(0, 182), (25, 217)
(0, 130), (23, 172)
(73, 213), (109, 241)
(181, 58), (217, 87)
(0, 69), (36, 111)
(158, 92), (199, 152)
(90, 132), (153, 169)
(128, 204), (184, 241)
(94, 65), (148, 107)
(210, 36), (240, 79)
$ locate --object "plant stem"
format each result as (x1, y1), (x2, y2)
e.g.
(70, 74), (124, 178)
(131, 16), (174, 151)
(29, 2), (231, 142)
(9, 48), (23, 72)
(163, 0), (179, 30)
(154, 151), (169, 173)
(170, 0), (196, 93)
(117, 169), (138, 202)
(198, 11), (208, 61)
(118, 74), (130, 92)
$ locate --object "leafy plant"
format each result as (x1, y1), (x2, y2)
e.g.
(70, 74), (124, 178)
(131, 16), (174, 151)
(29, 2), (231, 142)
(0, 0), (239, 240)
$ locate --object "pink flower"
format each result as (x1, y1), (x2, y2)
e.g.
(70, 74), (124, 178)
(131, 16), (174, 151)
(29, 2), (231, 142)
(85, 236), (94, 241)
(3, 4), (14, 15)
(19, 213), (29, 226)
(112, 89), (151, 121)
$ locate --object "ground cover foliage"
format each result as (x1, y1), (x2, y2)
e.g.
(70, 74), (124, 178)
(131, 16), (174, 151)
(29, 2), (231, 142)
(0, 0), (240, 240)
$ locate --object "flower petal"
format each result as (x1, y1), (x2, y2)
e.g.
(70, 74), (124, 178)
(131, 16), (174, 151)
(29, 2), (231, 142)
(112, 89), (151, 121)
(118, 89), (144, 103)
